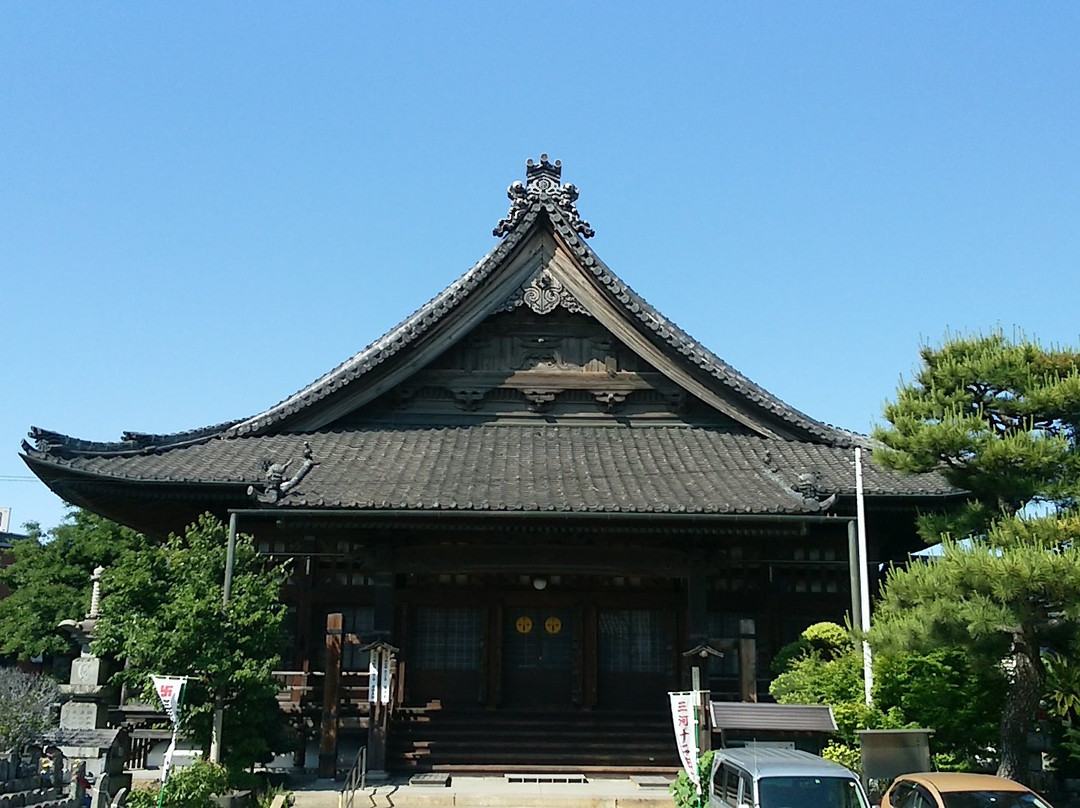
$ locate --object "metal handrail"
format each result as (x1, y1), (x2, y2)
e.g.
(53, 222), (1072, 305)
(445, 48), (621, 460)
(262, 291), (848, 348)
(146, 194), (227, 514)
(338, 746), (367, 808)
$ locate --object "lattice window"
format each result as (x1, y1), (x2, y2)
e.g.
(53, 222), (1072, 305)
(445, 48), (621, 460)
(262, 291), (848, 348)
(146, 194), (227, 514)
(598, 609), (670, 674)
(279, 605), (299, 670)
(341, 607), (375, 672)
(412, 607), (483, 671)
(706, 613), (746, 678)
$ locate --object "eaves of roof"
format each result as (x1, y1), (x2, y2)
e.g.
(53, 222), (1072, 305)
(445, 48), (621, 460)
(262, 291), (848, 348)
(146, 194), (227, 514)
(21, 424), (957, 517)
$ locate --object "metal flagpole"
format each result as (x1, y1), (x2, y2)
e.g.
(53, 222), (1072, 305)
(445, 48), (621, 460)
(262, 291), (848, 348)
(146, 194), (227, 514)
(153, 676), (188, 808)
(855, 447), (873, 706)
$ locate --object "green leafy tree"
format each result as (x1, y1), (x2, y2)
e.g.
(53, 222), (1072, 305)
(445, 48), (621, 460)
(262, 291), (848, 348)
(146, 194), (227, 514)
(770, 622), (906, 761)
(770, 623), (1002, 770)
(1040, 651), (1080, 777)
(872, 332), (1080, 781)
(0, 667), (59, 754)
(873, 649), (1004, 769)
(0, 511), (148, 660)
(93, 513), (291, 770)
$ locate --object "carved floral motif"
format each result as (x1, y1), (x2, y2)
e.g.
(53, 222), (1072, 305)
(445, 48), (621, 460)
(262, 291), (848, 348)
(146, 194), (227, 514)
(499, 268), (589, 316)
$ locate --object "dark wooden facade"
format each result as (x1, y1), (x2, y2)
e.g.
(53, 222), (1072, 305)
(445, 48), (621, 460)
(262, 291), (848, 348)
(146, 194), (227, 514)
(23, 156), (958, 770)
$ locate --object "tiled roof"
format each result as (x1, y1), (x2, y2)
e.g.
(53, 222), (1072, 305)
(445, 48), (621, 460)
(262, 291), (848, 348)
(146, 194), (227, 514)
(25, 425), (955, 516)
(222, 194), (850, 444)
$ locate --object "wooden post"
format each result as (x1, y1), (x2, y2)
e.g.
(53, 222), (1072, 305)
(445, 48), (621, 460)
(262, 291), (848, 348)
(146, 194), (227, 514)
(738, 618), (757, 703)
(364, 641), (397, 779)
(367, 647), (386, 774)
(318, 612), (342, 778)
(692, 666), (711, 754)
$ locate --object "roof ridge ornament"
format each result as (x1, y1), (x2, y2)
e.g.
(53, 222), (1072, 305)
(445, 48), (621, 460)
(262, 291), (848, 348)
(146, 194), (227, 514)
(493, 155), (595, 239)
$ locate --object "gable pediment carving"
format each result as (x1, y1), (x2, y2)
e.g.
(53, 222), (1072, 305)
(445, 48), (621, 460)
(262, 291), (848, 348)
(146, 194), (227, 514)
(339, 302), (747, 427)
(499, 267), (590, 317)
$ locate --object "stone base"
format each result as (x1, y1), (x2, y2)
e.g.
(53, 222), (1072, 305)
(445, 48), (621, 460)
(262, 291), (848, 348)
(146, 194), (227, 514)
(60, 700), (108, 730)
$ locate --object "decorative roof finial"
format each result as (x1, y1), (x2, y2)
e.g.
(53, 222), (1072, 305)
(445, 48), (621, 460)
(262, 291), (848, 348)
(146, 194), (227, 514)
(525, 154), (562, 190)
(494, 155), (595, 239)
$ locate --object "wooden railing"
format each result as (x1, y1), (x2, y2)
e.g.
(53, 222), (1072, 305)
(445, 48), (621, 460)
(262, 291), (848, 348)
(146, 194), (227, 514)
(126, 728), (173, 770)
(272, 670), (372, 727)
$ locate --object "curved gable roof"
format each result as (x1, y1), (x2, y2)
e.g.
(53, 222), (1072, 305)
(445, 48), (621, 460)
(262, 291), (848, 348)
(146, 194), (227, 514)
(221, 157), (852, 445)
(26, 155), (858, 464)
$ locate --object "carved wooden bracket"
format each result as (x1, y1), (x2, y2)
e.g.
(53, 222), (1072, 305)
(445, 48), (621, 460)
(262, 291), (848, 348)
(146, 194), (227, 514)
(664, 391), (687, 413)
(522, 389), (560, 412)
(452, 388), (488, 411)
(592, 391), (627, 413)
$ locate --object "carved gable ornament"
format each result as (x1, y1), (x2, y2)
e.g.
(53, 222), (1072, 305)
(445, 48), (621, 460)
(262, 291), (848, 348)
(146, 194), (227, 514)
(499, 268), (589, 316)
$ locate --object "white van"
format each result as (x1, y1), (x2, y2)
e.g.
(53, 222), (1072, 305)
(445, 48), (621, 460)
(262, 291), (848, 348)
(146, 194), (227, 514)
(709, 747), (871, 808)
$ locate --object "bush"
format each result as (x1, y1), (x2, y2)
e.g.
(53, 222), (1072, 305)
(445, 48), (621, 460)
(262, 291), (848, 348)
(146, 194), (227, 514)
(125, 760), (229, 808)
(0, 668), (59, 754)
(771, 621), (851, 674)
(821, 741), (861, 773)
(670, 750), (714, 808)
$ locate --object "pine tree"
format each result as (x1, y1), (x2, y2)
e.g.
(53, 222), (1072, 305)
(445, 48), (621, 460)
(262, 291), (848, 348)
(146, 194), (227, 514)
(871, 332), (1080, 781)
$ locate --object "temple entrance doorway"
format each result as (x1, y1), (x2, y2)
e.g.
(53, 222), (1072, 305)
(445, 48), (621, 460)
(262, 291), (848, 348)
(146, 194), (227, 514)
(502, 607), (576, 708)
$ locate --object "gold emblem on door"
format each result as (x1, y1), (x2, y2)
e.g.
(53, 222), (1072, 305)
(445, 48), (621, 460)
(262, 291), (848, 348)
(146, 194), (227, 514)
(545, 616), (562, 634)
(515, 616), (533, 633)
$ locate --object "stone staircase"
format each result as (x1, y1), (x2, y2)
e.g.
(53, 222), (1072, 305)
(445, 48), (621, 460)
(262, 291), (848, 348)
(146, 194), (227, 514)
(389, 706), (680, 773)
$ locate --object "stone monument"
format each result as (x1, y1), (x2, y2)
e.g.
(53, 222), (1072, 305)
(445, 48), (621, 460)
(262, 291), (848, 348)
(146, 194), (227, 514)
(49, 564), (131, 805)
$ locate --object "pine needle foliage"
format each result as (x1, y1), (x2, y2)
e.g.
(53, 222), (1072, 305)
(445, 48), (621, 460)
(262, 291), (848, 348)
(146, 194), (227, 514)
(871, 332), (1080, 782)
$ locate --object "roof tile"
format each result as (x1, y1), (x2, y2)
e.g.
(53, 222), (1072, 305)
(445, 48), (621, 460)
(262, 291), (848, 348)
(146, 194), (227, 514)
(30, 424), (954, 515)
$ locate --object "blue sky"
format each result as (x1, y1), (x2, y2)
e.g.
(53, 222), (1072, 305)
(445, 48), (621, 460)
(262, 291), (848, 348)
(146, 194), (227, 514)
(3, 3), (1078, 534)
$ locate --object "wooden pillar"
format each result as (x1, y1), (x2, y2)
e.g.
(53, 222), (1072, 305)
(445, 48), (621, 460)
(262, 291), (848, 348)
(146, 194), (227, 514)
(738, 618), (757, 703)
(318, 612), (342, 778)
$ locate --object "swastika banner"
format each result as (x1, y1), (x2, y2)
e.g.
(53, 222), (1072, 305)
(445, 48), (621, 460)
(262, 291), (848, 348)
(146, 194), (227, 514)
(151, 675), (188, 726)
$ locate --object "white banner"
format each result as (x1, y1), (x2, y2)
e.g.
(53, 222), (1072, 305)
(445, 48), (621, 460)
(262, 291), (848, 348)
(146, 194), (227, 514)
(669, 691), (701, 792)
(160, 735), (177, 784)
(151, 676), (187, 726)
(368, 654), (379, 704)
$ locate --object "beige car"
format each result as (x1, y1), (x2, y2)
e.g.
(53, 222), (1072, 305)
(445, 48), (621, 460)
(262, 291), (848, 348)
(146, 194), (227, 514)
(880, 772), (1054, 808)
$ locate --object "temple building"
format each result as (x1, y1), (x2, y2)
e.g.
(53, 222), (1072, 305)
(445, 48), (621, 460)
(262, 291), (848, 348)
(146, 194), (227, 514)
(23, 156), (956, 771)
